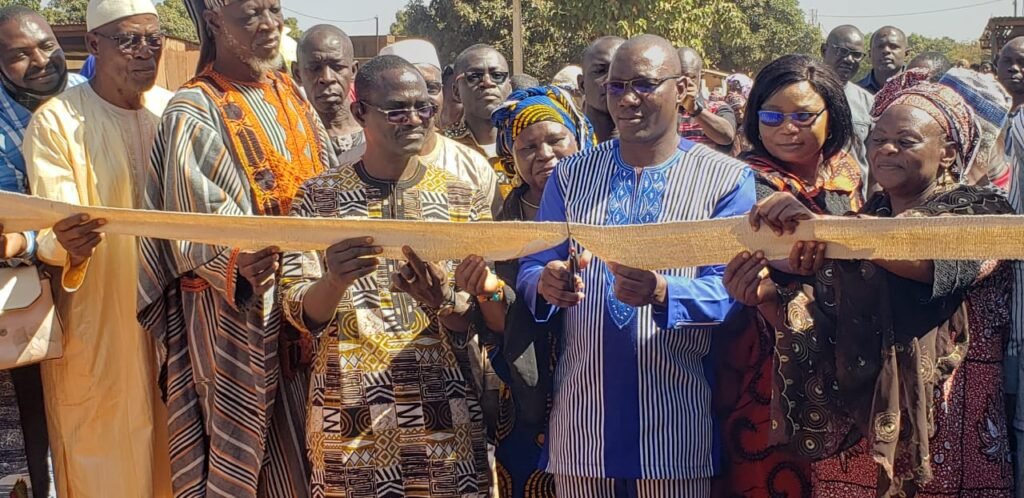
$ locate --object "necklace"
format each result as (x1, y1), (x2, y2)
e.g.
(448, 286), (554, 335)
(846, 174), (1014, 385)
(521, 196), (541, 210)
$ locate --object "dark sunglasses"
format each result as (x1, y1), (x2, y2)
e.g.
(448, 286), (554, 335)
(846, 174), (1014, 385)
(757, 109), (826, 127)
(95, 31), (165, 53)
(829, 44), (865, 62)
(360, 101), (438, 124)
(460, 70), (510, 85)
(603, 75), (680, 98)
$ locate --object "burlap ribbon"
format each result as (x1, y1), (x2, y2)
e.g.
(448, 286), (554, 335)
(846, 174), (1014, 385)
(4, 190), (1024, 269)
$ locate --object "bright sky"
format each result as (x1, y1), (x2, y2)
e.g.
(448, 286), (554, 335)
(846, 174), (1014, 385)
(281, 0), (1011, 42)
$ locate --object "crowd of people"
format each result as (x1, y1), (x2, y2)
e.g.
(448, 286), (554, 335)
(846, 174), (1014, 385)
(1, 0), (1024, 497)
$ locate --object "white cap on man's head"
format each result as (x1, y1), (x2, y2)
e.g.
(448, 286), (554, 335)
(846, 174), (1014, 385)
(379, 39), (441, 69)
(86, 0), (158, 31)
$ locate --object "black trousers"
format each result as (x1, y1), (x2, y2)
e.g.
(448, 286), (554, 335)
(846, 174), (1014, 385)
(11, 364), (50, 498)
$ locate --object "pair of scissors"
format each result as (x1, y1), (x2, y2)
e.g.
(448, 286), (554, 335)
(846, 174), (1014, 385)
(564, 199), (580, 293)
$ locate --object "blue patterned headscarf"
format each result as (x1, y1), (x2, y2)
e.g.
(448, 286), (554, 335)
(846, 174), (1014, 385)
(490, 85), (596, 178)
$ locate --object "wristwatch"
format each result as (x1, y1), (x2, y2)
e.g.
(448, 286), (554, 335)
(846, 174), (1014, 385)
(688, 101), (704, 117)
(432, 285), (459, 317)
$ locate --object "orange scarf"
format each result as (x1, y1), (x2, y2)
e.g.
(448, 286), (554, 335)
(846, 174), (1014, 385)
(185, 68), (326, 215)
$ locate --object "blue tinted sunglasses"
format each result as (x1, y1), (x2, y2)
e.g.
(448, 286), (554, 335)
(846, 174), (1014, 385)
(757, 109), (826, 127)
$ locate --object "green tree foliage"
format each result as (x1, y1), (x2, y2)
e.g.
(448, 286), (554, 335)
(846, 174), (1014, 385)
(41, 0), (88, 24)
(284, 16), (303, 41)
(704, 0), (823, 74)
(156, 0), (197, 42)
(392, 0), (743, 80)
(907, 33), (987, 65)
(0, 0), (41, 10)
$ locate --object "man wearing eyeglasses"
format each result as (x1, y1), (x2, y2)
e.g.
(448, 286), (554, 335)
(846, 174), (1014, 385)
(380, 39), (502, 217)
(518, 34), (754, 497)
(138, 0), (337, 497)
(446, 44), (513, 195)
(279, 54), (498, 498)
(822, 25), (875, 195)
(293, 24), (364, 166)
(20, 0), (174, 496)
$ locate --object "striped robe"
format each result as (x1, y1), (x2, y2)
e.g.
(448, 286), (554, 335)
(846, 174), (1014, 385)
(517, 138), (755, 482)
(138, 70), (335, 498)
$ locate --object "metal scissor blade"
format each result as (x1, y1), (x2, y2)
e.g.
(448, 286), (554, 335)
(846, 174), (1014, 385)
(564, 197), (579, 292)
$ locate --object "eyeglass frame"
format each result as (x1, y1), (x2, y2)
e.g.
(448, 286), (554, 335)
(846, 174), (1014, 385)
(828, 44), (866, 62)
(757, 109), (827, 128)
(93, 31), (166, 54)
(358, 100), (438, 124)
(456, 69), (510, 86)
(602, 75), (681, 98)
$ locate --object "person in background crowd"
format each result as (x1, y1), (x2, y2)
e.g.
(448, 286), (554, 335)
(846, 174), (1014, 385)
(727, 73), (753, 98)
(715, 53), (862, 498)
(858, 25), (909, 93)
(737, 72), (1015, 498)
(822, 24), (875, 195)
(518, 34), (754, 497)
(676, 46), (736, 153)
(726, 73), (753, 155)
(380, 38), (502, 217)
(510, 72), (540, 91)
(22, 0), (173, 495)
(293, 24), (363, 165)
(445, 44), (512, 172)
(999, 34), (1024, 490)
(489, 85), (595, 497)
(938, 68), (1011, 188)
(138, 0), (336, 495)
(0, 6), (85, 498)
(440, 62), (463, 129)
(907, 51), (952, 81)
(280, 54), (499, 498)
(982, 61), (995, 74)
(551, 64), (583, 107)
(578, 35), (624, 142)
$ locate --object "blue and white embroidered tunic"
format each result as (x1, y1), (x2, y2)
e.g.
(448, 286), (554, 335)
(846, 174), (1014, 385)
(517, 138), (755, 480)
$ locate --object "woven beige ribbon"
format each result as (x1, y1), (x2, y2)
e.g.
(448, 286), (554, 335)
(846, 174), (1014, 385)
(4, 190), (1024, 270)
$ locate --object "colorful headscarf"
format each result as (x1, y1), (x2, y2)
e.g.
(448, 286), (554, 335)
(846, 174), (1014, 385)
(727, 73), (753, 98)
(490, 85), (596, 178)
(871, 68), (980, 179)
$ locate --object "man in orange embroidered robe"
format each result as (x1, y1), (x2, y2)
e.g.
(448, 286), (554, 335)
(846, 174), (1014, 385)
(138, 0), (336, 496)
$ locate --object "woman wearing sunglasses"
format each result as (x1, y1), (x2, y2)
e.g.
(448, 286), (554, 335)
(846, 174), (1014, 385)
(725, 65), (1016, 497)
(712, 54), (862, 498)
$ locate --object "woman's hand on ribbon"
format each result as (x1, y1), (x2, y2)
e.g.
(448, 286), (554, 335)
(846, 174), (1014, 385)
(749, 192), (816, 235)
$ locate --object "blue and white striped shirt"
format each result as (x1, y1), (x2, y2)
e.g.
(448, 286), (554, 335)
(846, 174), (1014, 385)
(517, 138), (755, 480)
(0, 74), (86, 261)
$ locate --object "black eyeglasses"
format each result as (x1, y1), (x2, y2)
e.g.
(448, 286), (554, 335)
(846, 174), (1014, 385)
(757, 109), (826, 128)
(829, 44), (865, 62)
(459, 70), (510, 85)
(95, 31), (165, 53)
(603, 75), (680, 98)
(359, 101), (438, 124)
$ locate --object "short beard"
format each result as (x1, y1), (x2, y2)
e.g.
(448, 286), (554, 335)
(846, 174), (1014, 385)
(221, 27), (281, 76)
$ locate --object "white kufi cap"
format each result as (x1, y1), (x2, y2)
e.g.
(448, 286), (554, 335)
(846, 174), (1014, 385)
(379, 39), (441, 69)
(87, 0), (159, 31)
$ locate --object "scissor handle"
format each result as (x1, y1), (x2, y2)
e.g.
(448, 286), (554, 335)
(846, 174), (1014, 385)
(566, 245), (580, 292)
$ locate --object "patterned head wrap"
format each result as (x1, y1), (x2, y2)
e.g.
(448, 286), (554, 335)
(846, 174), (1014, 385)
(727, 73), (753, 98)
(490, 85), (596, 179)
(871, 68), (980, 179)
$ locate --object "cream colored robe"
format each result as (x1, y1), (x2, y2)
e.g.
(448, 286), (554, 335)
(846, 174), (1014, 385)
(23, 83), (173, 498)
